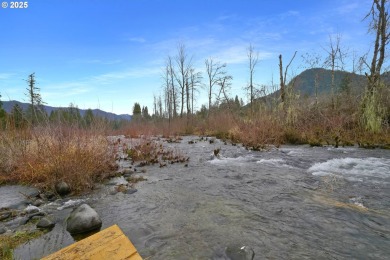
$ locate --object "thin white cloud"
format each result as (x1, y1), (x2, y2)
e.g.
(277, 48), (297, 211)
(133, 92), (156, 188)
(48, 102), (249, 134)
(0, 73), (15, 80)
(40, 66), (161, 100)
(214, 44), (273, 65)
(216, 14), (237, 21)
(70, 59), (122, 65)
(336, 2), (360, 15)
(129, 37), (147, 43)
(91, 67), (161, 83)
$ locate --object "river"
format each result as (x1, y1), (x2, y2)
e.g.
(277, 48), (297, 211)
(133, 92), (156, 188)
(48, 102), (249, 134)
(11, 136), (390, 259)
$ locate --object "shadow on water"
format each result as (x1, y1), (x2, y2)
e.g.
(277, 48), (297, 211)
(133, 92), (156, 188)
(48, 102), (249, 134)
(10, 136), (390, 259)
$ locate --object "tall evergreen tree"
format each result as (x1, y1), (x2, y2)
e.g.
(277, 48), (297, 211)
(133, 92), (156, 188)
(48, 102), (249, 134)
(132, 102), (142, 120)
(25, 73), (46, 125)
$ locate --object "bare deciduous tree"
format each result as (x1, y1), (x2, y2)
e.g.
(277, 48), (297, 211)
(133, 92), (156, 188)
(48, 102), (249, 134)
(205, 58), (227, 116)
(364, 0), (390, 91)
(217, 74), (234, 112)
(302, 52), (323, 107)
(189, 68), (202, 116)
(323, 34), (346, 108)
(247, 44), (259, 117)
(174, 44), (192, 117)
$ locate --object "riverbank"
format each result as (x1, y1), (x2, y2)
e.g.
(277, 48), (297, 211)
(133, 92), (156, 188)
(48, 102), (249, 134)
(2, 136), (389, 259)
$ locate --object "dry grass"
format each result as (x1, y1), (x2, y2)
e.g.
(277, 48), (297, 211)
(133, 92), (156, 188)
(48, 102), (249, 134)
(0, 125), (116, 194)
(126, 138), (188, 166)
(111, 91), (389, 149)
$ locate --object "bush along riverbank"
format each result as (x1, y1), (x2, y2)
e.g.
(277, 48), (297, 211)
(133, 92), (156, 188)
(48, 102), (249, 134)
(0, 131), (192, 259)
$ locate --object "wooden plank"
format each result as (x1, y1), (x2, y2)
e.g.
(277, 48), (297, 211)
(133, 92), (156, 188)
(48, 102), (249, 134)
(42, 224), (142, 260)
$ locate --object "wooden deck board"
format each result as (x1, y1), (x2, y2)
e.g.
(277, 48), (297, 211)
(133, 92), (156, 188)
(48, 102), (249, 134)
(42, 224), (142, 260)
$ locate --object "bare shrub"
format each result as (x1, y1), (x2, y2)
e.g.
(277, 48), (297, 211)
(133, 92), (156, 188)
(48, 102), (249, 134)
(0, 125), (116, 193)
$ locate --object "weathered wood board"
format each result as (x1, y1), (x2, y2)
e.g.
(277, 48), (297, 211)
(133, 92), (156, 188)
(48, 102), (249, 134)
(42, 224), (142, 260)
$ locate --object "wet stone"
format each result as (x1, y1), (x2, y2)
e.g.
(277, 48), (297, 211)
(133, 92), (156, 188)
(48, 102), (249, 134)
(44, 192), (56, 201)
(0, 211), (12, 221)
(122, 169), (134, 176)
(27, 189), (40, 198)
(107, 176), (128, 186)
(108, 187), (119, 195)
(125, 188), (138, 195)
(24, 205), (40, 214)
(55, 181), (71, 196)
(0, 226), (6, 234)
(31, 216), (42, 221)
(32, 199), (44, 207)
(28, 211), (46, 219)
(225, 245), (255, 260)
(6, 216), (30, 229)
(37, 217), (55, 230)
(66, 204), (102, 235)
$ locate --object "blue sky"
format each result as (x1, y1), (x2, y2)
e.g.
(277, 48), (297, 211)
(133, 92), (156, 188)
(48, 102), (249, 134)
(0, 0), (374, 115)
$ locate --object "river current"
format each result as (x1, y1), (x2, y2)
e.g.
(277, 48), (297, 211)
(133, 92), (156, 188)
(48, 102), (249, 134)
(12, 136), (390, 259)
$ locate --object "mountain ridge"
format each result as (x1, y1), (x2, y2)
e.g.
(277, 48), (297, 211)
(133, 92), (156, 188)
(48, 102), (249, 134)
(1, 100), (132, 121)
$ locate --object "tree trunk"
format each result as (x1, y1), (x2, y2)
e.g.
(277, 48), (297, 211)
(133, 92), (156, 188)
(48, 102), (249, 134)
(279, 55), (285, 103)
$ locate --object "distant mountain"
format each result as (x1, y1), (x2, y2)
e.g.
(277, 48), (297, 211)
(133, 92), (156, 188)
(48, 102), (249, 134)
(1, 100), (132, 121)
(287, 68), (367, 97)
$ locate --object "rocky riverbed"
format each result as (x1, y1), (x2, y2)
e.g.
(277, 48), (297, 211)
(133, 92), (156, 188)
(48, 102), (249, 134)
(1, 136), (389, 259)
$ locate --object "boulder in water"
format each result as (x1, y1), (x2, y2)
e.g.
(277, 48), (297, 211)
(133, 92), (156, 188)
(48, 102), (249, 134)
(55, 181), (71, 196)
(225, 245), (255, 260)
(66, 204), (102, 235)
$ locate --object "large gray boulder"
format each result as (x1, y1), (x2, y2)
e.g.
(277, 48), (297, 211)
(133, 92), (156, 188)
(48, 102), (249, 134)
(66, 204), (102, 235)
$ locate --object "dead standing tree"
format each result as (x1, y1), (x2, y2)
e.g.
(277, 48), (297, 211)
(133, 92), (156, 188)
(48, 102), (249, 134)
(174, 44), (192, 118)
(363, 0), (390, 91)
(279, 51), (297, 107)
(205, 58), (227, 117)
(217, 74), (234, 113)
(301, 52), (323, 108)
(360, 0), (390, 132)
(167, 56), (178, 117)
(247, 44), (259, 118)
(189, 68), (202, 117)
(25, 73), (45, 125)
(323, 34), (346, 108)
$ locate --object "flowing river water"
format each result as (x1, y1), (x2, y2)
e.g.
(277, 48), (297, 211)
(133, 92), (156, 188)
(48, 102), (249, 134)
(8, 136), (390, 259)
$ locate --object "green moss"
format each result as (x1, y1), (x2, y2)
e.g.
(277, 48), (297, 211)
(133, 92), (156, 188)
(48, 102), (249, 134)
(0, 230), (46, 260)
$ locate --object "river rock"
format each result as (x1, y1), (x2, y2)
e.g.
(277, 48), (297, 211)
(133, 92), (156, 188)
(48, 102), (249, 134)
(44, 191), (56, 201)
(0, 210), (12, 221)
(28, 211), (46, 219)
(6, 216), (30, 229)
(107, 176), (128, 186)
(32, 199), (44, 207)
(24, 205), (40, 214)
(225, 245), (255, 260)
(37, 217), (55, 229)
(108, 186), (119, 195)
(66, 204), (102, 235)
(55, 181), (71, 196)
(123, 168), (134, 176)
(124, 188), (138, 195)
(0, 226), (6, 234)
